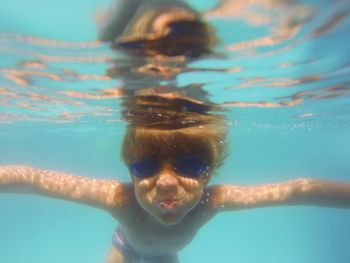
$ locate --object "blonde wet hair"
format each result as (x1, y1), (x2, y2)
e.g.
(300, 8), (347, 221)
(121, 96), (228, 182)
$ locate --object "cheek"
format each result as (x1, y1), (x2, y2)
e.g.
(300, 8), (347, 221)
(178, 178), (204, 209)
(184, 188), (203, 211)
(133, 179), (155, 205)
(133, 177), (155, 193)
(179, 177), (204, 197)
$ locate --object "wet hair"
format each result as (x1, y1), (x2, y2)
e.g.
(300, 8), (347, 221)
(121, 95), (228, 182)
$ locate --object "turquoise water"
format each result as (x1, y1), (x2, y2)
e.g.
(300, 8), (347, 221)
(1, 0), (350, 262)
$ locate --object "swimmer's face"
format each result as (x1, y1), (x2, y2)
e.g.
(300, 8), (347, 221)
(130, 156), (211, 225)
(122, 126), (223, 224)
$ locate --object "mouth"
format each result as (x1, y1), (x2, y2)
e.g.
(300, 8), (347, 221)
(157, 199), (180, 210)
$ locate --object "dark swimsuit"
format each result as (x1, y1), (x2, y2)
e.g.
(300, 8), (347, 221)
(112, 227), (177, 263)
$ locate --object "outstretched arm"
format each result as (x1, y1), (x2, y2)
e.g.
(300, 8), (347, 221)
(210, 178), (350, 212)
(0, 165), (130, 210)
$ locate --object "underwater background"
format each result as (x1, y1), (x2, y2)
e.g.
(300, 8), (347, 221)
(1, 0), (350, 262)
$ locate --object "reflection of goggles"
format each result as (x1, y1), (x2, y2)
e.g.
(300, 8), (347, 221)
(129, 156), (209, 179)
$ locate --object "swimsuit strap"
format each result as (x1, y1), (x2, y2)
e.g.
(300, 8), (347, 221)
(112, 227), (138, 262)
(113, 227), (166, 263)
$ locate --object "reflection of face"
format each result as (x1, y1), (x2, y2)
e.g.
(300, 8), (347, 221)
(132, 161), (207, 225)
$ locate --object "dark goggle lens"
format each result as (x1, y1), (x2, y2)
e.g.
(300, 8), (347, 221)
(129, 158), (160, 178)
(174, 156), (208, 178)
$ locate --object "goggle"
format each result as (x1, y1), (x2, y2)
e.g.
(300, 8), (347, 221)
(129, 156), (209, 179)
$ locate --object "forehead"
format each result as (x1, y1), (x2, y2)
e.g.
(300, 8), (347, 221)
(127, 129), (214, 161)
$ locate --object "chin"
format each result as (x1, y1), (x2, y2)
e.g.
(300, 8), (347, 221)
(156, 212), (185, 225)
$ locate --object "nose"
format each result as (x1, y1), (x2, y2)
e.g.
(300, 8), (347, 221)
(155, 168), (178, 193)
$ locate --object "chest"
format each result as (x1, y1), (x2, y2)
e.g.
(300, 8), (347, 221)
(110, 189), (216, 255)
(126, 217), (198, 254)
(115, 208), (207, 255)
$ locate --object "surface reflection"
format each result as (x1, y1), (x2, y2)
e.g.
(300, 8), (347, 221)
(99, 0), (217, 101)
(98, 0), (221, 126)
(0, 0), (349, 123)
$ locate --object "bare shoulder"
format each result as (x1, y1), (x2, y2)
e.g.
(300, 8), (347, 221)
(202, 184), (242, 210)
(186, 185), (226, 221)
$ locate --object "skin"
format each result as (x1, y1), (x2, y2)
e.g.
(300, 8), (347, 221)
(1, 157), (350, 262)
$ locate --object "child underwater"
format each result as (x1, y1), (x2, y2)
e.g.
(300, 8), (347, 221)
(2, 0), (350, 262)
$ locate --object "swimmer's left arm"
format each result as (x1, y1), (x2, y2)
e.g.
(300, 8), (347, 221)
(209, 178), (350, 211)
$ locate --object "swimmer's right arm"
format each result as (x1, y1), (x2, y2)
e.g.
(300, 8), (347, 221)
(0, 165), (130, 210)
